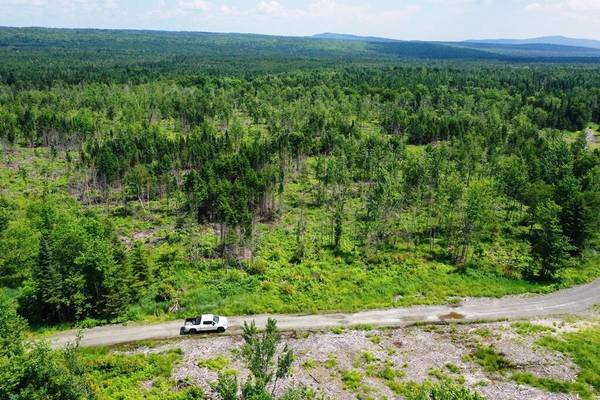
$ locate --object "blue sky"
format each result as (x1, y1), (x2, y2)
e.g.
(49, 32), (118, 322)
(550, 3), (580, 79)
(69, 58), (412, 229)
(1, 0), (600, 41)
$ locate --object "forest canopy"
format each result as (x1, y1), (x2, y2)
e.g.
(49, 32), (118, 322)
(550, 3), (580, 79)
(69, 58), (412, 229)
(0, 27), (599, 331)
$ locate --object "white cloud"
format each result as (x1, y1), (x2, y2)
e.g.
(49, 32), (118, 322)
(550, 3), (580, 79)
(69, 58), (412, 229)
(4, 0), (120, 9)
(220, 5), (240, 16)
(563, 0), (600, 10)
(178, 0), (212, 11)
(526, 0), (600, 12)
(3, 0), (50, 5)
(525, 0), (600, 26)
(292, 0), (367, 19)
(257, 0), (283, 14)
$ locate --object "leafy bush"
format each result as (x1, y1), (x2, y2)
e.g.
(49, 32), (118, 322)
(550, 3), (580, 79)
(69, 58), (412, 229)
(323, 355), (338, 369)
(537, 327), (600, 393)
(387, 380), (484, 400)
(465, 345), (512, 372)
(511, 321), (555, 335)
(445, 363), (461, 374)
(0, 291), (94, 400)
(212, 318), (297, 400)
(82, 348), (197, 399)
(302, 359), (316, 370)
(512, 372), (594, 399)
(198, 355), (230, 372)
(340, 370), (363, 391)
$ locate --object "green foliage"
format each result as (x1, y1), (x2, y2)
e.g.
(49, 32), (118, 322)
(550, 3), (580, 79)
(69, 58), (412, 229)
(350, 324), (374, 331)
(213, 318), (299, 400)
(368, 334), (381, 345)
(445, 363), (461, 374)
(537, 327), (600, 393)
(0, 291), (95, 400)
(241, 319), (286, 389)
(213, 372), (238, 400)
(301, 359), (316, 370)
(1, 26), (600, 332)
(465, 345), (512, 373)
(129, 241), (153, 300)
(198, 356), (230, 372)
(15, 197), (137, 324)
(511, 372), (594, 399)
(81, 347), (202, 400)
(387, 380), (484, 400)
(529, 200), (575, 279)
(323, 355), (338, 369)
(474, 328), (492, 338)
(278, 387), (323, 400)
(511, 322), (555, 335)
(340, 370), (363, 391)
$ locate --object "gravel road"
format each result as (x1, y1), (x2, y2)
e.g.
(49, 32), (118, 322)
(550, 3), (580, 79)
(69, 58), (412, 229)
(49, 278), (600, 348)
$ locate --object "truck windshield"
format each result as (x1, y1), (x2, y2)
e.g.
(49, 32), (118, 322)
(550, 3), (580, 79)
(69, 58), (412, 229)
(213, 316), (220, 323)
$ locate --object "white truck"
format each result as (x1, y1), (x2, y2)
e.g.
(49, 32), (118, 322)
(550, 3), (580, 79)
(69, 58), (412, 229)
(180, 314), (228, 335)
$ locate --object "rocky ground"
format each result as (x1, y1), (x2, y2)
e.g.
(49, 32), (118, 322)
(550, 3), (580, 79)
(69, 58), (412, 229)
(125, 314), (599, 400)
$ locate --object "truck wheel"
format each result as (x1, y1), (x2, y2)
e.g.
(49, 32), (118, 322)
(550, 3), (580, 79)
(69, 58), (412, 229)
(217, 327), (225, 333)
(190, 329), (197, 334)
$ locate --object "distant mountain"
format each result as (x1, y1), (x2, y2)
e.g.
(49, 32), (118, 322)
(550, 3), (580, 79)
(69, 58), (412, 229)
(466, 36), (600, 50)
(312, 32), (399, 43)
(311, 32), (600, 59)
(2, 27), (599, 65)
(455, 41), (600, 58)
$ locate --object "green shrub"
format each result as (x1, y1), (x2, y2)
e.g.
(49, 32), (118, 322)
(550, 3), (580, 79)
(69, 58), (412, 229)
(427, 382), (484, 400)
(350, 324), (374, 331)
(198, 355), (230, 371)
(465, 345), (512, 372)
(323, 355), (338, 369)
(368, 334), (381, 345)
(341, 370), (363, 391)
(512, 372), (594, 399)
(428, 368), (448, 380)
(82, 348), (193, 399)
(302, 359), (316, 370)
(474, 328), (492, 338)
(360, 351), (376, 364)
(386, 380), (484, 400)
(245, 259), (268, 275)
(538, 327), (600, 393)
(511, 322), (555, 335)
(75, 318), (102, 329)
(446, 363), (461, 373)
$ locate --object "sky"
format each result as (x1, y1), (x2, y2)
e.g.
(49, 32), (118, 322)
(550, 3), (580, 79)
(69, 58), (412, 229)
(1, 0), (600, 41)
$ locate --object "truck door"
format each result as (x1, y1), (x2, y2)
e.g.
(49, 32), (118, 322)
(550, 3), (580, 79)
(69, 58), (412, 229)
(202, 319), (215, 331)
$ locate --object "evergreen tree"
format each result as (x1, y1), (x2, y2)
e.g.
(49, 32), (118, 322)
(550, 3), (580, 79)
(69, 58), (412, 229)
(214, 319), (295, 400)
(129, 241), (152, 299)
(1, 291), (94, 400)
(529, 201), (574, 280)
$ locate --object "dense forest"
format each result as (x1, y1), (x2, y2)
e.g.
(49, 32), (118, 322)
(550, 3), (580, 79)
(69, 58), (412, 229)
(0, 26), (599, 399)
(1, 28), (600, 325)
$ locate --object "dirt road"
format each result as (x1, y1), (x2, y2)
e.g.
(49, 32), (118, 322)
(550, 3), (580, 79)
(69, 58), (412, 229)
(49, 279), (600, 348)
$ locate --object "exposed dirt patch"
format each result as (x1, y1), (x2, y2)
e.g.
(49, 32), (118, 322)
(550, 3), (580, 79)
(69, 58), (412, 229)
(439, 311), (466, 321)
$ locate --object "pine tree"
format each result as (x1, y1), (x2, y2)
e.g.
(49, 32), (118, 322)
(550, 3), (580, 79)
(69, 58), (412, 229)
(129, 241), (152, 299)
(529, 201), (574, 280)
(33, 226), (65, 322)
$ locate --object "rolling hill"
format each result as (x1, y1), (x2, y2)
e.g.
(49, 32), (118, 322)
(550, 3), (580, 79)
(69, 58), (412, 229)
(466, 35), (600, 50)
